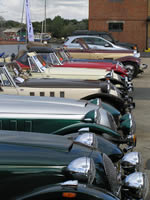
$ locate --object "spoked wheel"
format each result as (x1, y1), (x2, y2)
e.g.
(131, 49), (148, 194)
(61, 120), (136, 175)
(123, 62), (139, 79)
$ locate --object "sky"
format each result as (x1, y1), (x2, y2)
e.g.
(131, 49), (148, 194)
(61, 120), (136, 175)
(0, 0), (89, 22)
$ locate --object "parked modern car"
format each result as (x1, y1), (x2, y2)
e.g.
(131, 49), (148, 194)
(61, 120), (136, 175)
(0, 130), (147, 200)
(63, 35), (129, 50)
(66, 38), (148, 79)
(0, 94), (136, 148)
(0, 64), (135, 114)
(72, 30), (138, 51)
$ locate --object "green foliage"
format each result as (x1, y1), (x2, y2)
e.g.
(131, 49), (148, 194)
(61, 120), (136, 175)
(3, 20), (21, 28)
(1, 16), (88, 39)
(51, 16), (64, 38)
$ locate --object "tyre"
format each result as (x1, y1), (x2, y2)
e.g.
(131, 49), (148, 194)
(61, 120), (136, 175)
(123, 62), (139, 79)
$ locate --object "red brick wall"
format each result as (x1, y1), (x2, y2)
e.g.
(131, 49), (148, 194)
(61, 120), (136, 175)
(89, 0), (148, 50)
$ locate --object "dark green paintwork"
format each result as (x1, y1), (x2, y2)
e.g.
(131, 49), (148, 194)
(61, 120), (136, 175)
(0, 117), (121, 138)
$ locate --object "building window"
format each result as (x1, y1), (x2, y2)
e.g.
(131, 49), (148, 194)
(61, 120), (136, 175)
(108, 22), (124, 32)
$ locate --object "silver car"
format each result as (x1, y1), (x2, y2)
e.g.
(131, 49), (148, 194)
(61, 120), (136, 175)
(64, 35), (130, 50)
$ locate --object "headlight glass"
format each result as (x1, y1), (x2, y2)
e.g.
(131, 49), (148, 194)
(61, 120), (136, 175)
(121, 152), (142, 174)
(123, 172), (149, 199)
(74, 132), (98, 148)
(66, 157), (96, 184)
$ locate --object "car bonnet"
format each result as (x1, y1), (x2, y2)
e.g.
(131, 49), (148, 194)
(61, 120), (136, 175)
(0, 94), (98, 118)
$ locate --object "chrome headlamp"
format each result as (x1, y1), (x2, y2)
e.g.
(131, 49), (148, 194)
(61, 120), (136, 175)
(66, 157), (96, 184)
(123, 172), (149, 199)
(121, 152), (141, 174)
(74, 132), (97, 148)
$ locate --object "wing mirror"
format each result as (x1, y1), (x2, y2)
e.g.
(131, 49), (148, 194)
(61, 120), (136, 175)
(104, 43), (111, 47)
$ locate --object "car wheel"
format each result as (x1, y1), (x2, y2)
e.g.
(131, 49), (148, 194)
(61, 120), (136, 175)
(123, 62), (139, 79)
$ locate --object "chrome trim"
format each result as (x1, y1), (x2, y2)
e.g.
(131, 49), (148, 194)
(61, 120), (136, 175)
(61, 180), (78, 186)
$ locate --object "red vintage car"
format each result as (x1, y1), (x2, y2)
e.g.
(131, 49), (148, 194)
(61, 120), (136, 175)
(15, 47), (129, 78)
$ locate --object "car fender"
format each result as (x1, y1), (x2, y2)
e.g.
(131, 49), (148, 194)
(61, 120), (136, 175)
(116, 56), (140, 65)
(81, 93), (126, 114)
(52, 122), (121, 139)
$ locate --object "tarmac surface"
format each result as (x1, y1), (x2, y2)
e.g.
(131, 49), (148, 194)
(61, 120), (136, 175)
(132, 57), (150, 199)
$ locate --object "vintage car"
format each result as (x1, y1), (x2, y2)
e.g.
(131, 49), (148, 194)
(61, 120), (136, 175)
(0, 130), (148, 200)
(16, 47), (129, 78)
(0, 64), (135, 114)
(0, 94), (136, 148)
(13, 50), (129, 86)
(65, 38), (148, 78)
(16, 181), (120, 200)
(14, 51), (135, 95)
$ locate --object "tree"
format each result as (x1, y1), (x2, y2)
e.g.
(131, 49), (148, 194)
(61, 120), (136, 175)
(51, 16), (64, 38)
(0, 16), (5, 30)
(62, 23), (77, 38)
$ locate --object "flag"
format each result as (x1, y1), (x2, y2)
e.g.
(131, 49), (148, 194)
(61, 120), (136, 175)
(25, 0), (34, 41)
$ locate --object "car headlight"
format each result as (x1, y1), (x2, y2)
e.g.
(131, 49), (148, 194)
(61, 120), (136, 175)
(66, 157), (96, 184)
(74, 132), (98, 148)
(123, 172), (149, 199)
(121, 152), (142, 174)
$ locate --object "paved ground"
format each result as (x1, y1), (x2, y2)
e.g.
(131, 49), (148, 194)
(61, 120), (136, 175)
(132, 57), (150, 199)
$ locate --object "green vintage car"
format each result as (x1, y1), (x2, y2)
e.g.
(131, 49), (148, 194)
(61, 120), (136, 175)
(0, 94), (136, 148)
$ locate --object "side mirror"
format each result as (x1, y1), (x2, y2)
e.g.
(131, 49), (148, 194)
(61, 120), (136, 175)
(104, 43), (111, 47)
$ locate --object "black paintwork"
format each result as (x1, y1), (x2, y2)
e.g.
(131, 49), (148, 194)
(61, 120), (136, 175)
(0, 130), (120, 199)
(16, 183), (119, 200)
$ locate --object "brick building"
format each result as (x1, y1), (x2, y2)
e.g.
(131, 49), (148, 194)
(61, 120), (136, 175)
(89, 0), (150, 51)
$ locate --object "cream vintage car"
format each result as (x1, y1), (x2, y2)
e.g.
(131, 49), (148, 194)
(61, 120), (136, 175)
(16, 52), (127, 83)
(15, 51), (133, 94)
(0, 64), (134, 114)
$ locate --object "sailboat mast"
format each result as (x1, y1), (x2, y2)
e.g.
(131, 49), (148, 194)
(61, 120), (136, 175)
(44, 0), (47, 33)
